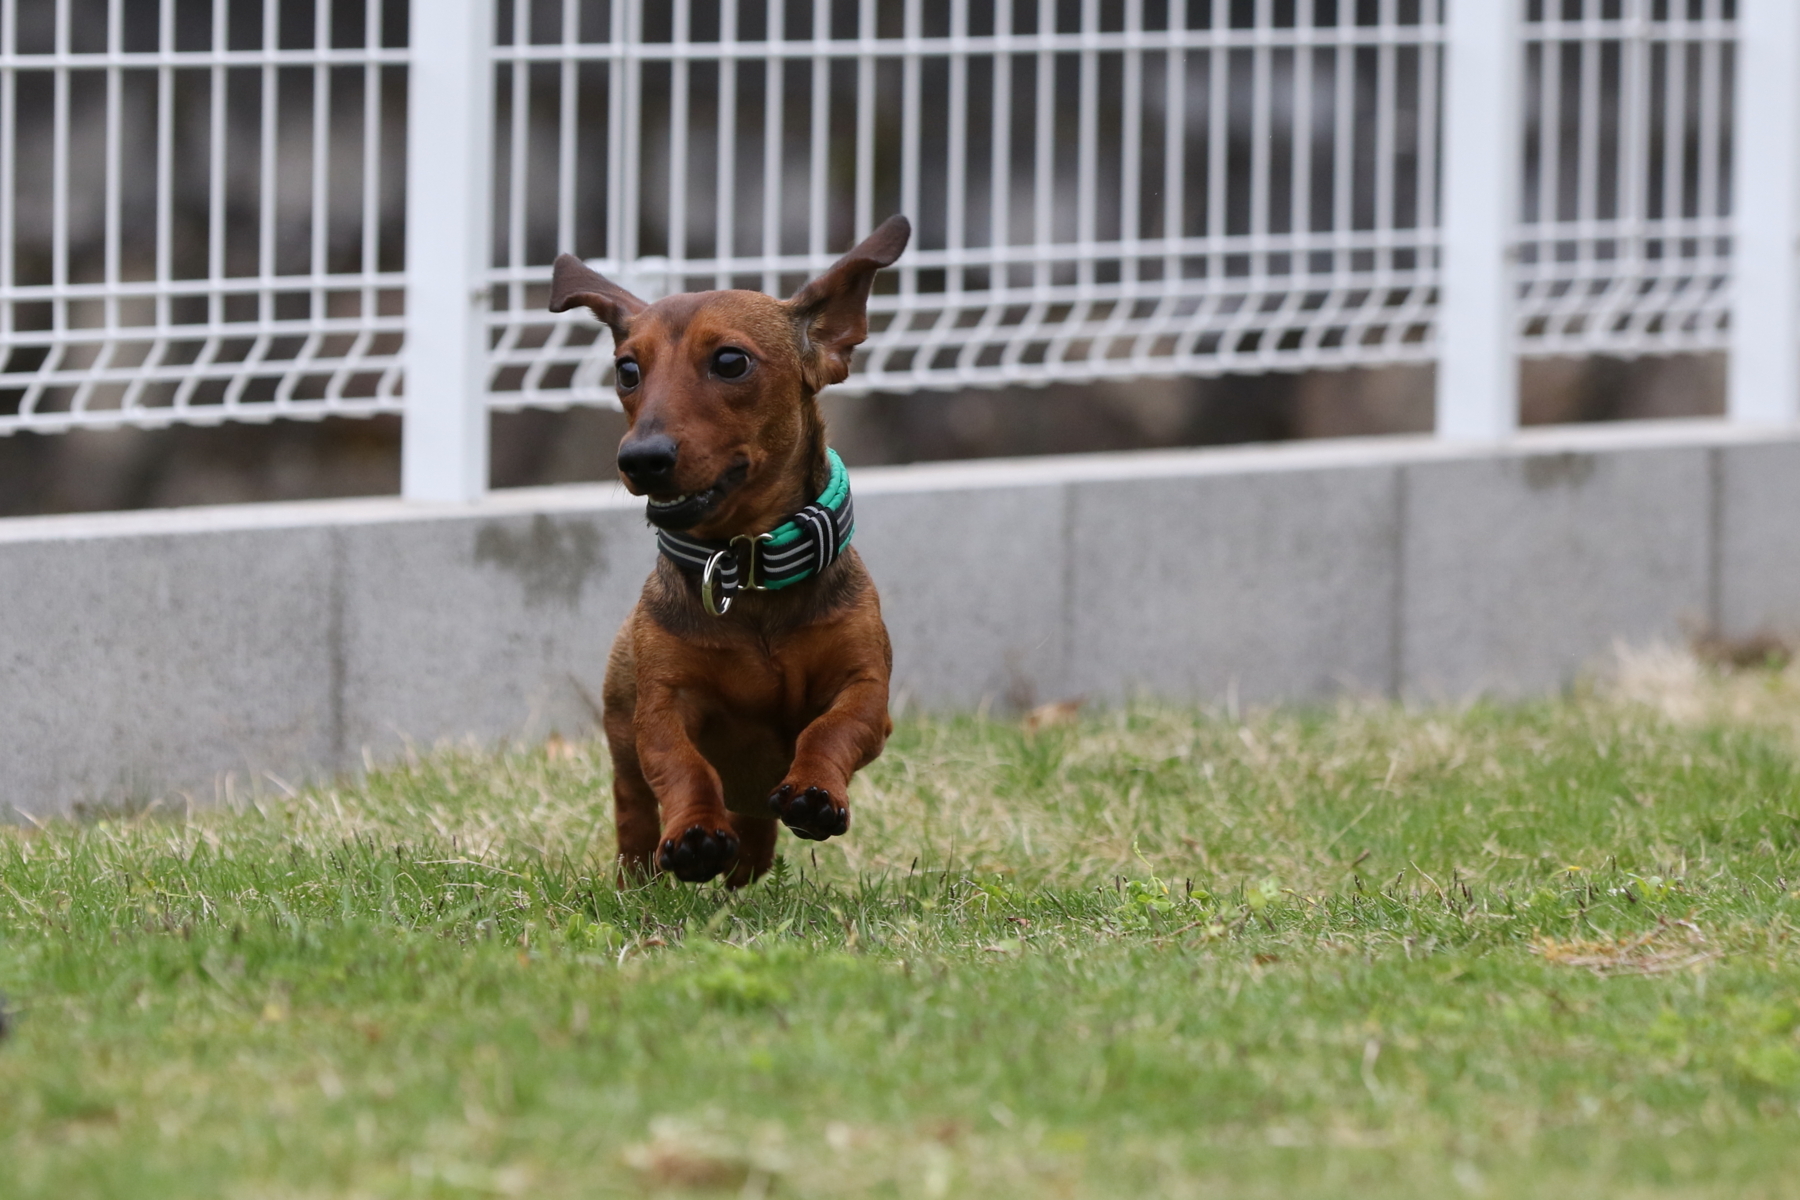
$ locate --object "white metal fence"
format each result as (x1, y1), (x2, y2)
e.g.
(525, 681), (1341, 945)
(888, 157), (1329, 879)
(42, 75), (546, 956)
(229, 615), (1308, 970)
(1515, 0), (1735, 358)
(0, 0), (409, 433)
(486, 0), (1446, 411)
(1, 0), (1796, 502)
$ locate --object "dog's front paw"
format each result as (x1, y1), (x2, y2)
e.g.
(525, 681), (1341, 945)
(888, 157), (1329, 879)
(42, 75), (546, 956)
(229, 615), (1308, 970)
(767, 783), (849, 841)
(657, 822), (740, 882)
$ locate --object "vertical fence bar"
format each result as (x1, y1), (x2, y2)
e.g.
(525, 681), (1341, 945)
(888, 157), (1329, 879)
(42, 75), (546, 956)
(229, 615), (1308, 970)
(1372, 0), (1394, 271)
(1615, 0), (1646, 342)
(1162, 1), (1184, 293)
(622, 1), (645, 279)
(607, 0), (627, 270)
(1205, 1), (1226, 290)
(808, 0), (830, 264)
(1248, 0), (1269, 288)
(202, 0), (228, 398)
(1, 1), (14, 353)
(1729, 0), (1800, 425)
(1418, 2), (1440, 240)
(556, 1), (577, 258)
(51, 0), (67, 372)
(339, 0), (384, 404)
(854, 0), (874, 239)
(945, 0), (967, 295)
(402, 0), (495, 501)
(990, 0), (1013, 260)
(151, 0), (176, 405)
(233, 0), (278, 413)
(506, 0), (528, 324)
(1290, 0), (1312, 267)
(1435, 0), (1519, 439)
(1120, 0), (1141, 300)
(1033, 0), (1053, 300)
(900, 0), (921, 295)
(1075, 0), (1097, 295)
(669, 0), (690, 268)
(762, 0), (785, 293)
(103, 0), (120, 349)
(716, 0), (738, 286)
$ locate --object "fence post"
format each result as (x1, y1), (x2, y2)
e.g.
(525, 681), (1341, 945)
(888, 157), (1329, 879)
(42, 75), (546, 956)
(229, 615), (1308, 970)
(402, 0), (494, 502)
(1730, 0), (1800, 427)
(1435, 0), (1520, 440)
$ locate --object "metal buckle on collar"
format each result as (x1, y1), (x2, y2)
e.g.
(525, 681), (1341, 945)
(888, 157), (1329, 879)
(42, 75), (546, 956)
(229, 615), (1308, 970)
(700, 532), (774, 617)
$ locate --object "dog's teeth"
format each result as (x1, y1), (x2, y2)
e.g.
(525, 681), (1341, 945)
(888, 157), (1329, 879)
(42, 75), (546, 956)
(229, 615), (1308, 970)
(648, 493), (692, 508)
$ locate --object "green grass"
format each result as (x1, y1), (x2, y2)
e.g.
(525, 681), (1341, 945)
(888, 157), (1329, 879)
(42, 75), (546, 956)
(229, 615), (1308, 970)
(6, 647), (1800, 1198)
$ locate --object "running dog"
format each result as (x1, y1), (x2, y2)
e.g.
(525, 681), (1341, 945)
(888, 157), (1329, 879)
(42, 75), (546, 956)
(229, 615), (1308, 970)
(548, 215), (910, 885)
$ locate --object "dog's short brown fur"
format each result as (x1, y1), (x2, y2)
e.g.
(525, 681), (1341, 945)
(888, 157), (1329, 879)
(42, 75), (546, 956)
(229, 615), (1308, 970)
(548, 216), (910, 885)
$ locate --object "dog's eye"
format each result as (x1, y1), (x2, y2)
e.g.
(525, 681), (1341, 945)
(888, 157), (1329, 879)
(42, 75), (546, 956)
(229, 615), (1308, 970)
(615, 358), (641, 390)
(712, 348), (752, 380)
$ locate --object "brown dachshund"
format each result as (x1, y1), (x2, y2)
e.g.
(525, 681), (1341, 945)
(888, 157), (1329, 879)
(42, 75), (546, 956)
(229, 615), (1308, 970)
(547, 216), (911, 885)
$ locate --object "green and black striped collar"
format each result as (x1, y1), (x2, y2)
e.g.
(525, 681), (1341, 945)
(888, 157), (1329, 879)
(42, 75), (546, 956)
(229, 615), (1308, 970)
(656, 448), (856, 616)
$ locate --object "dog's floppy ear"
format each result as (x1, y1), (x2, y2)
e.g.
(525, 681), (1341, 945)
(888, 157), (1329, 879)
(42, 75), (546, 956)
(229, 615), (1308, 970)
(548, 253), (649, 343)
(785, 214), (910, 391)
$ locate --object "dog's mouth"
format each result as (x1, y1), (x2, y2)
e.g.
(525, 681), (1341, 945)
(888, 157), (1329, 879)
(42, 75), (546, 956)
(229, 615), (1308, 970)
(644, 461), (749, 531)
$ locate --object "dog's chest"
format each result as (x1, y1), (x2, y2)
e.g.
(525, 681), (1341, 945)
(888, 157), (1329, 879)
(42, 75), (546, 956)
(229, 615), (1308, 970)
(692, 637), (824, 725)
(686, 649), (821, 812)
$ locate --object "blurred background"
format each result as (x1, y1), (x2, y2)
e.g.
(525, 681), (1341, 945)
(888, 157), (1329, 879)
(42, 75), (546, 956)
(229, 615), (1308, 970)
(0, 0), (1732, 515)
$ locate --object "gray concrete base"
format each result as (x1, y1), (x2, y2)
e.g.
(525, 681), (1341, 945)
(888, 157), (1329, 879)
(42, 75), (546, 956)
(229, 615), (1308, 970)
(4, 419), (1798, 816)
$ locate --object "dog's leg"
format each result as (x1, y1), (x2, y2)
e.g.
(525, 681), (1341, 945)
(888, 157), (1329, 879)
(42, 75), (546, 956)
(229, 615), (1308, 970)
(723, 815), (778, 888)
(605, 729), (662, 885)
(601, 626), (661, 885)
(634, 687), (742, 883)
(767, 676), (891, 841)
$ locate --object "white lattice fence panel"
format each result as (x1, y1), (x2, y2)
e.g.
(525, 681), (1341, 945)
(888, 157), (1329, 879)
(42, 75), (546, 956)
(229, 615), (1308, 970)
(486, 0), (1447, 410)
(0, 0), (408, 435)
(0, 0), (1771, 460)
(1516, 0), (1735, 357)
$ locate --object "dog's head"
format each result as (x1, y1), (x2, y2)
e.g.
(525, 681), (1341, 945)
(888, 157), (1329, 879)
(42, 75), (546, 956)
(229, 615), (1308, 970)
(549, 215), (910, 540)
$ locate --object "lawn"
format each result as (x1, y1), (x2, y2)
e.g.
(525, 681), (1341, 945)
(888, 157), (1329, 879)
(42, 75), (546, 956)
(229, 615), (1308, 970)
(4, 647), (1800, 1198)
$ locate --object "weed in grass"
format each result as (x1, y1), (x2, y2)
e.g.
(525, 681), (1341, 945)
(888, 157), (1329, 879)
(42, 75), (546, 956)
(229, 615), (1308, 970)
(3, 648), (1800, 1196)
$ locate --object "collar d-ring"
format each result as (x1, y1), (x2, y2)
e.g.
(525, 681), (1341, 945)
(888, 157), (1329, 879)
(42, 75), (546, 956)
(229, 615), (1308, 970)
(700, 532), (775, 617)
(700, 547), (735, 616)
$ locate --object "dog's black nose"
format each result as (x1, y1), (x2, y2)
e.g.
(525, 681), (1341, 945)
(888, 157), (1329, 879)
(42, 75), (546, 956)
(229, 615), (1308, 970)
(618, 434), (679, 491)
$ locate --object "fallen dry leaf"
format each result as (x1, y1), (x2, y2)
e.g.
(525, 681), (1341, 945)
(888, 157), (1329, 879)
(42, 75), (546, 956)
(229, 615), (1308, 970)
(1023, 698), (1084, 733)
(622, 1123), (753, 1191)
(1533, 919), (1720, 976)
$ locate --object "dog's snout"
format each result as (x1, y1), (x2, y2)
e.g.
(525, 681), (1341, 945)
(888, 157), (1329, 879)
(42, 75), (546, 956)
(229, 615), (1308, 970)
(618, 434), (680, 491)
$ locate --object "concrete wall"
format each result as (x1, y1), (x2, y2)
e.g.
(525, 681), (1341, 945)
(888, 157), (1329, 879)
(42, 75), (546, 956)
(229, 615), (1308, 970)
(4, 420), (1798, 816)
